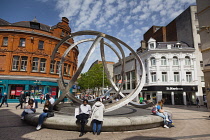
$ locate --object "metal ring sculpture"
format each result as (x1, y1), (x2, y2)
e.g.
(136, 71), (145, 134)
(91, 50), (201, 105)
(51, 31), (146, 112)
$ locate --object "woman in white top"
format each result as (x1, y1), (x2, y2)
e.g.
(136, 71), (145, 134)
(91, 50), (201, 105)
(91, 98), (105, 135)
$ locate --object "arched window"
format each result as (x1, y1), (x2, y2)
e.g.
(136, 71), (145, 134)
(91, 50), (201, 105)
(185, 56), (191, 65)
(151, 57), (156, 66)
(161, 56), (167, 65)
(173, 56), (178, 65)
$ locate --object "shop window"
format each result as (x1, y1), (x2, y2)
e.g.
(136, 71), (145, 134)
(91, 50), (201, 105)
(19, 38), (26, 47)
(0, 55), (6, 70)
(2, 37), (8, 46)
(32, 57), (39, 72)
(162, 72), (167, 82)
(150, 57), (156, 66)
(185, 56), (191, 65)
(151, 72), (156, 82)
(173, 56), (178, 65)
(56, 61), (60, 74)
(38, 41), (44, 49)
(20, 56), (28, 71)
(50, 61), (55, 73)
(174, 72), (180, 82)
(161, 56), (167, 65)
(12, 56), (20, 71)
(40, 58), (46, 72)
(186, 72), (192, 82)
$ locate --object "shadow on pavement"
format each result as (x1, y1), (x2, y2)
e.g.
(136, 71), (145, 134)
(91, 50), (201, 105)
(124, 136), (175, 140)
(0, 108), (35, 140)
(164, 105), (209, 112)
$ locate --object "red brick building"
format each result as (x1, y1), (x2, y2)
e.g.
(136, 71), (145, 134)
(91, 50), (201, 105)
(0, 17), (79, 102)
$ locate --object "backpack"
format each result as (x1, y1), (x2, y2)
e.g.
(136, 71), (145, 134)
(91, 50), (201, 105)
(151, 106), (157, 114)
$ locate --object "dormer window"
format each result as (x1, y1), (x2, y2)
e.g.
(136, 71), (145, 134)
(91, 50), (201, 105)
(175, 42), (182, 48)
(148, 38), (156, 49)
(150, 43), (154, 49)
(30, 22), (40, 30)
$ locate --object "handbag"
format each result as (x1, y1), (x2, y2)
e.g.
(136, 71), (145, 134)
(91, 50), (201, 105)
(47, 112), (54, 117)
(24, 109), (35, 114)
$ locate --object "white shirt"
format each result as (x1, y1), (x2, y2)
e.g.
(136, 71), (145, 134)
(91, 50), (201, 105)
(49, 98), (55, 104)
(79, 104), (91, 114)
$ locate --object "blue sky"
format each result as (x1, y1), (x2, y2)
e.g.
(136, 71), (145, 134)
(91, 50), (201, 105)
(0, 0), (196, 72)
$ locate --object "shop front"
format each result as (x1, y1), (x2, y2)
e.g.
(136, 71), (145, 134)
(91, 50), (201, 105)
(142, 85), (198, 105)
(0, 79), (60, 103)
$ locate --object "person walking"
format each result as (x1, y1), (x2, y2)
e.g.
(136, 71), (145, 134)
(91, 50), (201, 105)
(196, 98), (200, 108)
(0, 92), (2, 103)
(16, 91), (25, 109)
(45, 93), (50, 101)
(36, 100), (54, 130)
(0, 92), (8, 107)
(76, 99), (91, 137)
(91, 98), (105, 135)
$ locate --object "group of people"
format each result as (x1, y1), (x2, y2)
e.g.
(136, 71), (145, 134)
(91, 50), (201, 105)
(76, 98), (105, 137)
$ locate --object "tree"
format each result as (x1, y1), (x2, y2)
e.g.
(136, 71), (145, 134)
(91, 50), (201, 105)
(77, 64), (111, 95)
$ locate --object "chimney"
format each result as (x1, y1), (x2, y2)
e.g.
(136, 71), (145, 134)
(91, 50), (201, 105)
(62, 17), (69, 24)
(141, 40), (146, 49)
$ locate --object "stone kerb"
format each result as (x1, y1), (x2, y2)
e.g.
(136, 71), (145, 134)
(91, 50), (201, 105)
(24, 113), (163, 131)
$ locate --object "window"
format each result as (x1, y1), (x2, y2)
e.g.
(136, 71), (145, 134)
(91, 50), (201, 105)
(50, 61), (55, 73)
(32, 57), (39, 72)
(64, 63), (68, 75)
(2, 37), (8, 46)
(38, 41), (44, 49)
(151, 72), (156, 82)
(56, 61), (60, 74)
(131, 70), (135, 80)
(201, 76), (204, 82)
(40, 58), (46, 72)
(61, 30), (65, 36)
(19, 38), (26, 47)
(150, 43), (154, 49)
(174, 72), (179, 82)
(186, 72), (192, 82)
(162, 72), (167, 82)
(185, 56), (191, 65)
(132, 82), (135, 89)
(20, 56), (28, 71)
(151, 57), (156, 66)
(30, 22), (40, 29)
(12, 56), (20, 71)
(126, 72), (130, 81)
(145, 74), (148, 83)
(161, 57), (167, 65)
(68, 64), (71, 76)
(200, 61), (203, 67)
(173, 56), (178, 65)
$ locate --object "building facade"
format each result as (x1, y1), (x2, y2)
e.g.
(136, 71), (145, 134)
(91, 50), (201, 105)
(114, 39), (201, 105)
(0, 17), (79, 102)
(138, 5), (205, 104)
(196, 0), (210, 108)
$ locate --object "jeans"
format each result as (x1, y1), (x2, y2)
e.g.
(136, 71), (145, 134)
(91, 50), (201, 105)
(156, 112), (168, 125)
(92, 119), (102, 133)
(38, 113), (48, 125)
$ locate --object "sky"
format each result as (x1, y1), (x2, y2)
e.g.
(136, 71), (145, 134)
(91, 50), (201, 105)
(0, 0), (196, 72)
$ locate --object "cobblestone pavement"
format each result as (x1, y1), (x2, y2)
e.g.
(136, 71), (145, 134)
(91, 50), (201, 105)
(0, 103), (210, 140)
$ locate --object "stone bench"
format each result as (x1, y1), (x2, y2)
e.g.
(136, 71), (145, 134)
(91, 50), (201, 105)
(24, 113), (163, 131)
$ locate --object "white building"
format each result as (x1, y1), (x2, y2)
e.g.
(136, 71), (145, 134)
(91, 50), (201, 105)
(114, 39), (204, 105)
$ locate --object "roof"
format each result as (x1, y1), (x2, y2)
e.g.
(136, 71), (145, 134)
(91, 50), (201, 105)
(156, 41), (191, 49)
(0, 18), (51, 32)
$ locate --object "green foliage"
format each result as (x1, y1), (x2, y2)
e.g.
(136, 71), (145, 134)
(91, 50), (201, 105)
(77, 64), (111, 91)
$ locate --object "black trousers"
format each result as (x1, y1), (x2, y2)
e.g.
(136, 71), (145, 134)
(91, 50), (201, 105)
(0, 99), (8, 107)
(77, 113), (89, 133)
(16, 102), (23, 109)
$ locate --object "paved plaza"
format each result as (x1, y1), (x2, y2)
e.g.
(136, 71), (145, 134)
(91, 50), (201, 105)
(0, 103), (210, 140)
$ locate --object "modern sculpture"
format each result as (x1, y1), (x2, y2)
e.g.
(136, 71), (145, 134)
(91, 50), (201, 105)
(51, 30), (146, 112)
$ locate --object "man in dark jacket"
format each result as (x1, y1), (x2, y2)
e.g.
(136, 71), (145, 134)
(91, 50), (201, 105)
(0, 92), (8, 107)
(16, 91), (25, 109)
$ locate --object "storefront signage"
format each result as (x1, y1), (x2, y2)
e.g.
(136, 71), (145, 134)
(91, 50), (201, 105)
(16, 87), (23, 96)
(11, 90), (16, 95)
(166, 87), (183, 91)
(142, 86), (197, 92)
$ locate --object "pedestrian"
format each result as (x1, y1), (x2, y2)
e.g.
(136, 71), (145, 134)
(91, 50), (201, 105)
(21, 99), (36, 120)
(40, 94), (44, 104)
(0, 92), (8, 107)
(91, 98), (105, 135)
(0, 92), (2, 103)
(196, 98), (200, 108)
(45, 93), (50, 101)
(36, 100), (54, 130)
(16, 91), (25, 109)
(155, 101), (170, 128)
(49, 95), (55, 105)
(139, 95), (144, 104)
(32, 97), (38, 108)
(76, 99), (91, 137)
